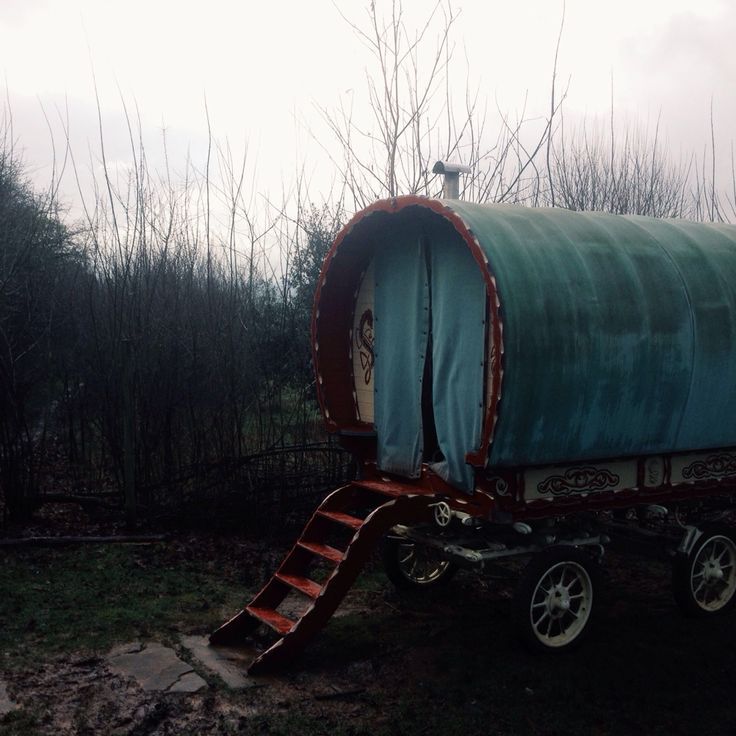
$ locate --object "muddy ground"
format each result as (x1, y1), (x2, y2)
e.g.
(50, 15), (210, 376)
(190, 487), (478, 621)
(1, 506), (736, 735)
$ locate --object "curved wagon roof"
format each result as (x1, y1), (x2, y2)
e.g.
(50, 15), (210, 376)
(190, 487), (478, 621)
(313, 196), (736, 472)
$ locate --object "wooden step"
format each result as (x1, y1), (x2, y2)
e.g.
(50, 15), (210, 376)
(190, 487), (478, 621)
(317, 510), (362, 530)
(211, 483), (438, 675)
(352, 479), (403, 496)
(275, 572), (323, 599)
(246, 606), (295, 635)
(297, 540), (345, 564)
(353, 479), (433, 496)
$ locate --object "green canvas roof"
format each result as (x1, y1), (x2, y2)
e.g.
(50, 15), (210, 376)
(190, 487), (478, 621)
(445, 201), (736, 466)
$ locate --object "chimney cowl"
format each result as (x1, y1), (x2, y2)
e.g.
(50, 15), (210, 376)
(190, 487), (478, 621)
(432, 160), (470, 199)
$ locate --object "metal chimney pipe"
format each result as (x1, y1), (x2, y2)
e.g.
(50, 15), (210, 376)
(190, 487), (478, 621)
(432, 160), (471, 199)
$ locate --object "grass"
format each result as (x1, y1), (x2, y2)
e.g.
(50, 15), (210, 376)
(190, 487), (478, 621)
(0, 542), (248, 669)
(2, 544), (736, 735)
(0, 709), (41, 736)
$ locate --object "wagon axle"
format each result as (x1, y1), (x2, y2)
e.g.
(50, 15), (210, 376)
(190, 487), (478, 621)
(383, 498), (736, 652)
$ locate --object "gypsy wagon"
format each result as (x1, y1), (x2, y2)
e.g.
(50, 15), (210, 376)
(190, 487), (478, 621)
(212, 193), (736, 672)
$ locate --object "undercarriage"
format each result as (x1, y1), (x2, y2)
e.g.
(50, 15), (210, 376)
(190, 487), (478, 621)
(384, 494), (736, 651)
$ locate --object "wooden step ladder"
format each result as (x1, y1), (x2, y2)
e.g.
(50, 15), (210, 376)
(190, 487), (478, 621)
(210, 479), (437, 674)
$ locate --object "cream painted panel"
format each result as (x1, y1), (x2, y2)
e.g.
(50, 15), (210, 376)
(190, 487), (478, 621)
(352, 260), (375, 423)
(671, 450), (736, 484)
(525, 460), (638, 502)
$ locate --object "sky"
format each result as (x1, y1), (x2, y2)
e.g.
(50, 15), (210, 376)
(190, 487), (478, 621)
(1, 0), (734, 218)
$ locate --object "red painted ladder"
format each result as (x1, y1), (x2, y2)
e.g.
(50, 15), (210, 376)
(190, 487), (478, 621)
(210, 478), (436, 674)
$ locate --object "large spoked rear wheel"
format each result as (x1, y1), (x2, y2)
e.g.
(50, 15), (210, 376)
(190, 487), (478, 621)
(383, 537), (456, 590)
(514, 546), (596, 653)
(673, 526), (736, 617)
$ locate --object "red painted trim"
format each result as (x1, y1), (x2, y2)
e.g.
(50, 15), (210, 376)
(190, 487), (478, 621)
(311, 195), (504, 464)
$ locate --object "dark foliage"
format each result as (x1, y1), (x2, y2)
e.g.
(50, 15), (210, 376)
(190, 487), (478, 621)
(0, 139), (350, 526)
(0, 150), (84, 521)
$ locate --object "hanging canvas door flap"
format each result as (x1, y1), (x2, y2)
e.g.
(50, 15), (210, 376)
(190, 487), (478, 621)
(374, 233), (429, 478)
(429, 232), (486, 491)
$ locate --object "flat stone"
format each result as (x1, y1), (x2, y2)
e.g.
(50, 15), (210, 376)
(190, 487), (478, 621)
(108, 641), (144, 658)
(107, 642), (205, 692)
(180, 635), (260, 690)
(0, 681), (18, 715)
(169, 671), (207, 693)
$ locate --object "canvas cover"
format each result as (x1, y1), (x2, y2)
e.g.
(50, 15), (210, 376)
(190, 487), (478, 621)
(373, 221), (485, 491)
(374, 230), (428, 478)
(428, 225), (485, 490)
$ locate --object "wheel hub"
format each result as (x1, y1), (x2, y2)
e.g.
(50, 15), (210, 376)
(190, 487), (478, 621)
(548, 585), (571, 618)
(703, 560), (725, 583)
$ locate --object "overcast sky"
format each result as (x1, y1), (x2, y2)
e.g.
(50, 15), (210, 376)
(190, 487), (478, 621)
(1, 0), (734, 217)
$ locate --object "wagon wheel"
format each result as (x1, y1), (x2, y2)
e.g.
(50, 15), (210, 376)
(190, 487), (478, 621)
(382, 537), (456, 590)
(672, 526), (736, 617)
(514, 546), (596, 653)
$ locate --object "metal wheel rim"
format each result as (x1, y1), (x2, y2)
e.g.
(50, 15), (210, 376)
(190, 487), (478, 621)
(397, 542), (451, 584)
(690, 535), (736, 612)
(529, 560), (592, 648)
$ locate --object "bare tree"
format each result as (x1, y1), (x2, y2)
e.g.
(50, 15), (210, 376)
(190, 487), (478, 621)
(689, 101), (733, 223)
(547, 114), (692, 218)
(47, 91), (347, 522)
(318, 0), (561, 208)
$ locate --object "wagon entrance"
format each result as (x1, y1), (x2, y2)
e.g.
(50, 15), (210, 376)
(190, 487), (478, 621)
(362, 217), (486, 492)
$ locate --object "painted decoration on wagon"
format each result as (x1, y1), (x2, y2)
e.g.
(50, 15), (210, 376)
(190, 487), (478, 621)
(351, 259), (375, 423)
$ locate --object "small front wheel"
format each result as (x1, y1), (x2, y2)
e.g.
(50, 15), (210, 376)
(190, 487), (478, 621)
(382, 537), (456, 590)
(514, 546), (596, 653)
(672, 526), (736, 617)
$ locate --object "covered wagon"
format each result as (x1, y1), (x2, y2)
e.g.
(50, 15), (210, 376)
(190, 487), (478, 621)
(213, 193), (736, 670)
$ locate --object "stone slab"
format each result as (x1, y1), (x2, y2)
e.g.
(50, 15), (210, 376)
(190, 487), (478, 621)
(169, 671), (208, 693)
(180, 635), (261, 690)
(107, 642), (206, 693)
(0, 681), (18, 715)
